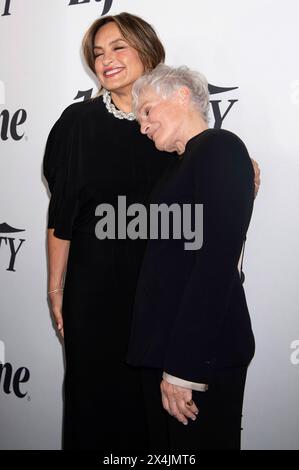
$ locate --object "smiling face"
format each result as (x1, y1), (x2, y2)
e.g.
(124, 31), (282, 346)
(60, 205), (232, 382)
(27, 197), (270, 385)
(93, 22), (145, 95)
(137, 87), (186, 153)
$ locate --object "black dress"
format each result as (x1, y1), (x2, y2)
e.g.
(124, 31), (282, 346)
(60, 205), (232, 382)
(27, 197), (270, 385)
(43, 97), (175, 451)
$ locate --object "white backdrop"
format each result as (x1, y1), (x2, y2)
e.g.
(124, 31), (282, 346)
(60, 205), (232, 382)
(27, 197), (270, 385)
(1, 0), (299, 450)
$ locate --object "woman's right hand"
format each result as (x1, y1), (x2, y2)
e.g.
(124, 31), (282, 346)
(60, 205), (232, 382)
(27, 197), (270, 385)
(48, 290), (64, 338)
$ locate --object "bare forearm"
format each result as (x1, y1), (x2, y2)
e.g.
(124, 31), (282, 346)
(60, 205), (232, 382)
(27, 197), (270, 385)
(47, 229), (70, 290)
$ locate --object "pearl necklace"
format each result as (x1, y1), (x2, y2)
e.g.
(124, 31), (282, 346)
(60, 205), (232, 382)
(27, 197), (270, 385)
(103, 89), (135, 121)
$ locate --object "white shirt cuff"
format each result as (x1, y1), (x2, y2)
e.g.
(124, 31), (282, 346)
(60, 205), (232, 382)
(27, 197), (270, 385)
(163, 372), (209, 392)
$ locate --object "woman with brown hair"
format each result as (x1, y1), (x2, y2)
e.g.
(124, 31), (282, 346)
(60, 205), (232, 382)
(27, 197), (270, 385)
(44, 12), (171, 451)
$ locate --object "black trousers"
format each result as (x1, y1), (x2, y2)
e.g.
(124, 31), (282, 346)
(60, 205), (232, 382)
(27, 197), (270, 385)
(141, 366), (248, 451)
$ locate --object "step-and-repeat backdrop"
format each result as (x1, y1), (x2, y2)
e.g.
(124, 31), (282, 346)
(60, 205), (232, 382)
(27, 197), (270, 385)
(1, 0), (299, 450)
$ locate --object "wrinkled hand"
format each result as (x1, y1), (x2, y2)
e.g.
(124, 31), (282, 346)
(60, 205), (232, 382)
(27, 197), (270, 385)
(48, 290), (64, 338)
(251, 158), (261, 198)
(160, 379), (199, 425)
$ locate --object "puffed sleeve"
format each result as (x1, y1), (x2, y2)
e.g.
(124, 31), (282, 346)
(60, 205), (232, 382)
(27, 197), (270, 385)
(163, 131), (255, 383)
(43, 109), (80, 240)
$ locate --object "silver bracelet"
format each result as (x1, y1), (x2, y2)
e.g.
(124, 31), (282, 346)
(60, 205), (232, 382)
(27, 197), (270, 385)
(48, 288), (64, 295)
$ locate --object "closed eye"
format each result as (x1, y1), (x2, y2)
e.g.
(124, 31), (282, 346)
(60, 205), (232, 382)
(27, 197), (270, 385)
(94, 45), (125, 58)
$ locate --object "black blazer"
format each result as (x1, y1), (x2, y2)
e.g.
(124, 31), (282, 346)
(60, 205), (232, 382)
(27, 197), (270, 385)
(127, 129), (255, 383)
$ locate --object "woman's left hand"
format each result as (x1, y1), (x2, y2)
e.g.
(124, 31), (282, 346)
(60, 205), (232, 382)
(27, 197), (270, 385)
(251, 158), (261, 198)
(160, 379), (199, 425)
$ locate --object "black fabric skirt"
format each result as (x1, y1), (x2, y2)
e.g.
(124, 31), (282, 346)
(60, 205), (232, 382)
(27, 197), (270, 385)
(62, 231), (148, 451)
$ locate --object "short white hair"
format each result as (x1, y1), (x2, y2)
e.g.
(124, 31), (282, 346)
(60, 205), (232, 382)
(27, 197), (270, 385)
(132, 64), (210, 123)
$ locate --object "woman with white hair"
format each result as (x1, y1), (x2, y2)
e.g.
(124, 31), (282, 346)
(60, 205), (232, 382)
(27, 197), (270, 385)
(127, 64), (256, 450)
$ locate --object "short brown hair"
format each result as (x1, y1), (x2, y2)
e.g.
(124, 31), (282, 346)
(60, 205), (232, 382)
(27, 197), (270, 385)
(82, 12), (165, 78)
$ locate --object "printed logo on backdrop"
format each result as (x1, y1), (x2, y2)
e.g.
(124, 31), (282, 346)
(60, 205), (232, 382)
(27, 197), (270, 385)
(0, 340), (31, 399)
(290, 80), (299, 105)
(1, 0), (11, 16)
(0, 107), (27, 140)
(68, 0), (113, 16)
(208, 84), (238, 129)
(0, 223), (26, 272)
(1, 0), (113, 17)
(0, 82), (27, 140)
(73, 84), (239, 129)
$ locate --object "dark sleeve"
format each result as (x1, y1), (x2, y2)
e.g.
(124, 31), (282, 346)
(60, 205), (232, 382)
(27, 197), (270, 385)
(43, 109), (80, 240)
(164, 131), (255, 383)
